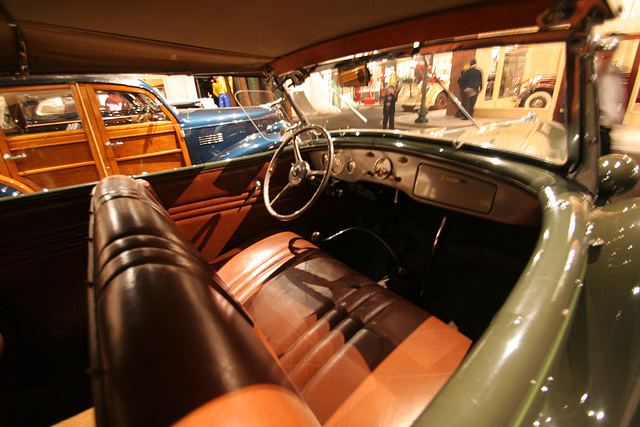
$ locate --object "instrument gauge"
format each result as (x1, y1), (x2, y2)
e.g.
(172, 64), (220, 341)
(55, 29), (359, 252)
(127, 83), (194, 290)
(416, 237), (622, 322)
(346, 159), (356, 174)
(332, 152), (346, 175)
(373, 157), (392, 179)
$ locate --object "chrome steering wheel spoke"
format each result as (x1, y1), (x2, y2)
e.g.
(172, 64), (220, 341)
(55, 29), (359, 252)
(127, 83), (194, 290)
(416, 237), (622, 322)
(270, 182), (294, 205)
(263, 125), (334, 221)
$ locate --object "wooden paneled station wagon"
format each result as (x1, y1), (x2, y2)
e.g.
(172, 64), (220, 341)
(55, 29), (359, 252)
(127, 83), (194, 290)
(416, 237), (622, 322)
(1, 0), (639, 426)
(0, 75), (285, 196)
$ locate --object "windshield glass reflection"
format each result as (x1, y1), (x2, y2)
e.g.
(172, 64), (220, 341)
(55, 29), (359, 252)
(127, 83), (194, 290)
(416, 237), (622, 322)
(278, 43), (569, 165)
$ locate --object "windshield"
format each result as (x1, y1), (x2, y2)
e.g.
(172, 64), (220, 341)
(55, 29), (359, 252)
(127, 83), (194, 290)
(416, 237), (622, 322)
(276, 42), (569, 165)
(0, 42), (576, 199)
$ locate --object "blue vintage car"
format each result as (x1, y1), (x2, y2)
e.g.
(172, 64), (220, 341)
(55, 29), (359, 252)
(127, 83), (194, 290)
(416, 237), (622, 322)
(177, 106), (287, 163)
(0, 75), (285, 196)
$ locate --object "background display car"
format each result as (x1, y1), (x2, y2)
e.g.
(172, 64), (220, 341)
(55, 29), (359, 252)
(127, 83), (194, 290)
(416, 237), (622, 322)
(398, 81), (449, 112)
(0, 76), (285, 196)
(515, 71), (640, 110)
(514, 74), (557, 108)
(1, 1), (639, 427)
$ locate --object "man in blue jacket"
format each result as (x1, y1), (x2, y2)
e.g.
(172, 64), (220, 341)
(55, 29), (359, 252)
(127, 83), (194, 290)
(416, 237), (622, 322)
(459, 59), (483, 118)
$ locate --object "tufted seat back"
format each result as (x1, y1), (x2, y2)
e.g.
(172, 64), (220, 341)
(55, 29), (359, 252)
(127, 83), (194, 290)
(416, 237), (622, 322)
(88, 175), (471, 426)
(88, 176), (318, 426)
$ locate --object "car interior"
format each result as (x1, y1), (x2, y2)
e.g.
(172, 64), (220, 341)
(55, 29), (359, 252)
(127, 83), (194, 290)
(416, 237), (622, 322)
(83, 129), (541, 425)
(0, 127), (544, 425)
(1, 0), (617, 425)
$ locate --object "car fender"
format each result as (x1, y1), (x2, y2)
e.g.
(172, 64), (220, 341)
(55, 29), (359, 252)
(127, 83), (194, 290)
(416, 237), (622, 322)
(520, 197), (640, 426)
(178, 108), (285, 164)
(581, 198), (640, 422)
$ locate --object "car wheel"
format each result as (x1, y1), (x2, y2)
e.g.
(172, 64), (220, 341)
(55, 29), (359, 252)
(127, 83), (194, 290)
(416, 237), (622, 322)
(524, 91), (552, 109)
(432, 92), (447, 110)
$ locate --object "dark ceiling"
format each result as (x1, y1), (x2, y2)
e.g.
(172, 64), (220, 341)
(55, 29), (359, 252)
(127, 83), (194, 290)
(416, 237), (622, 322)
(0, 0), (593, 76)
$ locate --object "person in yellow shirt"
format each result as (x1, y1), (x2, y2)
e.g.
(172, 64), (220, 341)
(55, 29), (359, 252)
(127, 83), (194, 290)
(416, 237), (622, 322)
(212, 77), (232, 107)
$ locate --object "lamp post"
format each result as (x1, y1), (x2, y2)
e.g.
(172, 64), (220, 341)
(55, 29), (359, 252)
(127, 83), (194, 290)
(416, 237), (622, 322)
(415, 53), (432, 123)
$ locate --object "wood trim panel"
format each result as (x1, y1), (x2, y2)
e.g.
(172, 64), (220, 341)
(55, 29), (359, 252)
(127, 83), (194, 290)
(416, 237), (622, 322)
(0, 83), (99, 186)
(104, 122), (179, 138)
(0, 83), (107, 190)
(7, 129), (90, 149)
(0, 81), (192, 189)
(0, 83), (72, 94)
(17, 160), (97, 177)
(72, 83), (110, 178)
(0, 156), (10, 176)
(0, 128), (20, 178)
(0, 173), (41, 193)
(79, 83), (121, 175)
(175, 123), (192, 167)
(89, 83), (191, 170)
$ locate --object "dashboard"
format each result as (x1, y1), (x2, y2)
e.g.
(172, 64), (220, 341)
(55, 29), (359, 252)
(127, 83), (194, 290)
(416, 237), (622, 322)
(308, 148), (541, 226)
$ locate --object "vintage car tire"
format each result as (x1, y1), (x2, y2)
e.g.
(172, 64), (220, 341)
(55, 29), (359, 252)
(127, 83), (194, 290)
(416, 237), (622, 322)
(431, 92), (447, 110)
(524, 91), (552, 109)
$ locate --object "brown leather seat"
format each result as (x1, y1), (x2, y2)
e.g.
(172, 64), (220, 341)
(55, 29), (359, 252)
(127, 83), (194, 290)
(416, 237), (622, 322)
(216, 232), (472, 425)
(88, 175), (471, 426)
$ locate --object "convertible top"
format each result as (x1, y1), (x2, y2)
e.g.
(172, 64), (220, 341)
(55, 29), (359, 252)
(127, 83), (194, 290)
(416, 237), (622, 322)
(0, 0), (619, 77)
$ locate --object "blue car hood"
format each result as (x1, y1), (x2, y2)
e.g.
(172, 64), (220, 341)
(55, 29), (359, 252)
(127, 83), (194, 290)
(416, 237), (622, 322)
(177, 106), (277, 131)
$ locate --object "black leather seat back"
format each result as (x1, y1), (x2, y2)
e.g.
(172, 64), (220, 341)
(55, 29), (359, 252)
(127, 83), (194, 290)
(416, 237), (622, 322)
(88, 176), (304, 426)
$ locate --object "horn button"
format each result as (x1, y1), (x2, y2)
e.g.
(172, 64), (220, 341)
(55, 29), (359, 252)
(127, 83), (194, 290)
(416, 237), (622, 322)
(289, 160), (310, 185)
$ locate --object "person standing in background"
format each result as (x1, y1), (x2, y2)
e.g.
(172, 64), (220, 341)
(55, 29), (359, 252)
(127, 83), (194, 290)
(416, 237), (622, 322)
(596, 36), (625, 156)
(455, 64), (469, 118)
(381, 85), (397, 129)
(459, 59), (482, 118)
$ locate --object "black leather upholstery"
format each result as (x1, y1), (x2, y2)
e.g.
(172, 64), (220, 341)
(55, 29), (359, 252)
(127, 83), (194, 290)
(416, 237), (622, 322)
(88, 176), (305, 426)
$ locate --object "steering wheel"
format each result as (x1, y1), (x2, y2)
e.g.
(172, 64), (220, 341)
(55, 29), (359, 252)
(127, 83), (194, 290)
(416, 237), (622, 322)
(264, 124), (334, 221)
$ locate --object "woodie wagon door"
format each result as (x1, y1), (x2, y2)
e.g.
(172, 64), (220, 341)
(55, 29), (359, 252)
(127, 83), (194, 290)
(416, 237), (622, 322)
(84, 84), (191, 177)
(0, 83), (108, 192)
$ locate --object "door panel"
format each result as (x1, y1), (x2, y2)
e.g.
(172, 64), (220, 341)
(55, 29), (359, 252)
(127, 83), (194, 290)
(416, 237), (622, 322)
(116, 153), (189, 176)
(7, 131), (101, 189)
(0, 85), (105, 190)
(141, 153), (314, 263)
(89, 85), (191, 175)
(104, 123), (188, 174)
(147, 161), (274, 263)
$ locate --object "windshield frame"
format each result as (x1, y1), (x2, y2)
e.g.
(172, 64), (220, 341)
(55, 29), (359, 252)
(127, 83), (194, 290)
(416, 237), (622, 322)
(273, 28), (590, 175)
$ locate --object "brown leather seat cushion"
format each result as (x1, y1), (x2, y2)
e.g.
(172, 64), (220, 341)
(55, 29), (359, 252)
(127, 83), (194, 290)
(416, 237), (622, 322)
(217, 232), (472, 425)
(89, 175), (471, 426)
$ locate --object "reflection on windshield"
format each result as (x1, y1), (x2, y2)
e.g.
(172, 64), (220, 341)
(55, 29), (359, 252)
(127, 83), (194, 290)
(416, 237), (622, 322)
(282, 42), (568, 165)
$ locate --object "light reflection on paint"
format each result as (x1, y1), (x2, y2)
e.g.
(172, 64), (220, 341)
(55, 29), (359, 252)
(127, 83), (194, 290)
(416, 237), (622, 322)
(544, 187), (557, 208)
(564, 249), (576, 271)
(505, 336), (520, 355)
